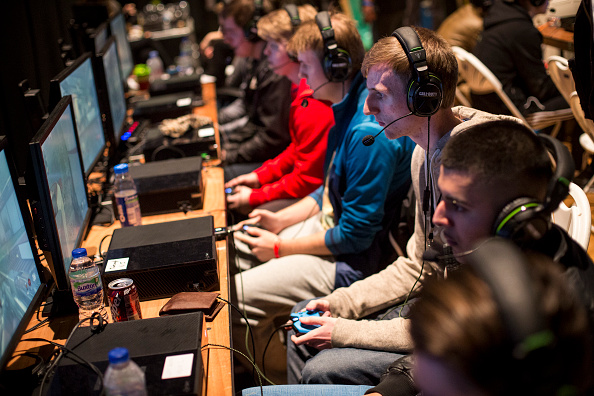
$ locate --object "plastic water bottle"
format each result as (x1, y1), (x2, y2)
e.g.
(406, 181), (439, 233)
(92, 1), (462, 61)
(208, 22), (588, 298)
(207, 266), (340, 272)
(69, 248), (106, 321)
(104, 347), (148, 396)
(146, 50), (164, 82)
(114, 164), (142, 227)
(177, 37), (193, 75)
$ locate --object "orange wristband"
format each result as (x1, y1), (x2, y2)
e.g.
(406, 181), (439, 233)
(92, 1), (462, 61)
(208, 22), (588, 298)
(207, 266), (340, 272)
(274, 238), (281, 258)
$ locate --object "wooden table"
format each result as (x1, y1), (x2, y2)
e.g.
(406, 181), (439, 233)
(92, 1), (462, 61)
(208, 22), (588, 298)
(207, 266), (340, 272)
(538, 23), (574, 53)
(8, 82), (234, 396)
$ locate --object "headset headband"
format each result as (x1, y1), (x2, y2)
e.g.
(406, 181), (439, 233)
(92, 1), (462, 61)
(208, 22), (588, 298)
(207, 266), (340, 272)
(392, 27), (430, 84)
(284, 4), (300, 29)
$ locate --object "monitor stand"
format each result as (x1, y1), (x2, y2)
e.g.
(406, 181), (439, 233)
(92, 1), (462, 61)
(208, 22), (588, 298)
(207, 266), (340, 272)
(43, 287), (79, 318)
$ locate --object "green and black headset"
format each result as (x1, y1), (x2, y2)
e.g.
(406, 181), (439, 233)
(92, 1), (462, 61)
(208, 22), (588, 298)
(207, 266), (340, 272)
(315, 11), (352, 83)
(391, 26), (443, 117)
(244, 0), (264, 42)
(492, 133), (574, 244)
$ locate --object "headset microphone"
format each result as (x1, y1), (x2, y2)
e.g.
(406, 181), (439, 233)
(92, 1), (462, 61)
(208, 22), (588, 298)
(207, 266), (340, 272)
(301, 80), (332, 107)
(362, 112), (413, 146)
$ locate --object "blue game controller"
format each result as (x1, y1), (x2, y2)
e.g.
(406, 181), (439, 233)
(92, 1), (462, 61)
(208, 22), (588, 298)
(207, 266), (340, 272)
(290, 310), (322, 334)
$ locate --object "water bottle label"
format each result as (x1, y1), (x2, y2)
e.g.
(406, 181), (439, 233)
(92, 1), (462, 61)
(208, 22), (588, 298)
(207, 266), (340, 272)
(70, 274), (103, 298)
(116, 194), (142, 227)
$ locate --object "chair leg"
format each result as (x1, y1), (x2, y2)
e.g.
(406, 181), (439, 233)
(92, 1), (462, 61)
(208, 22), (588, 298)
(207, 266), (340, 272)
(584, 173), (594, 193)
(550, 122), (562, 138)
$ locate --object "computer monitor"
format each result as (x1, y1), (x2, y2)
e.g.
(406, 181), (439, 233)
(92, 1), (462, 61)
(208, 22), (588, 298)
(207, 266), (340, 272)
(27, 96), (92, 292)
(109, 12), (134, 83)
(0, 136), (48, 372)
(89, 21), (109, 55)
(49, 53), (106, 177)
(95, 36), (127, 150)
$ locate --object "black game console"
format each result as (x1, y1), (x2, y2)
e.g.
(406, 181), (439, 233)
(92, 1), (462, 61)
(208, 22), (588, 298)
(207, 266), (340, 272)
(131, 92), (203, 123)
(126, 156), (203, 215)
(102, 216), (218, 300)
(47, 312), (204, 396)
(149, 73), (202, 97)
(141, 124), (217, 162)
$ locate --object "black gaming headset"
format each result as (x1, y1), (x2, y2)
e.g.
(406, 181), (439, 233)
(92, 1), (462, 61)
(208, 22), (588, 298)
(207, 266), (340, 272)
(284, 4), (301, 31)
(244, 0), (264, 42)
(493, 134), (574, 244)
(391, 26), (443, 117)
(467, 238), (555, 361)
(315, 11), (352, 83)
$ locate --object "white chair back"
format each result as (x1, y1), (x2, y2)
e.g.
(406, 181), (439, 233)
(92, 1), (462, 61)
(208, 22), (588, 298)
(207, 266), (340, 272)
(551, 182), (591, 250)
(546, 55), (575, 104)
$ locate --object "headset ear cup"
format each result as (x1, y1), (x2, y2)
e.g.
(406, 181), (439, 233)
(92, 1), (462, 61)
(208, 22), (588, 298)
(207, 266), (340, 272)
(493, 197), (549, 242)
(324, 50), (352, 82)
(408, 74), (443, 116)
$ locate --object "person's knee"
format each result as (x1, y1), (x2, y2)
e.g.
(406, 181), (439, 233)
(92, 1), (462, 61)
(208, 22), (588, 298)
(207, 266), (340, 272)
(301, 350), (344, 384)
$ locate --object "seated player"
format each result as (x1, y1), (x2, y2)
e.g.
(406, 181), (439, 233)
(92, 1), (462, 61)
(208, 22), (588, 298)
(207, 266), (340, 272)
(225, 4), (334, 215)
(215, 0), (293, 178)
(230, 12), (416, 384)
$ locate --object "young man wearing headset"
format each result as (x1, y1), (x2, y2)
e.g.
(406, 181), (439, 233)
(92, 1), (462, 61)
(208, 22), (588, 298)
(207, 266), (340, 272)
(225, 4), (335, 215)
(230, 12), (416, 384)
(289, 120), (594, 389)
(215, 0), (293, 177)
(286, 27), (522, 385)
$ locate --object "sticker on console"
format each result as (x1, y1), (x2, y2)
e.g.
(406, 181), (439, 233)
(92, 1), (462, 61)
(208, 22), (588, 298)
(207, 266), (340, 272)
(105, 257), (130, 272)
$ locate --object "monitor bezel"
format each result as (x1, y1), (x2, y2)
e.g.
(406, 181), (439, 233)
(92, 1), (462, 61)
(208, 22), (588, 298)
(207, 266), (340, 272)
(0, 136), (50, 372)
(94, 35), (127, 151)
(90, 21), (109, 55)
(108, 11), (134, 84)
(48, 53), (107, 178)
(27, 96), (92, 292)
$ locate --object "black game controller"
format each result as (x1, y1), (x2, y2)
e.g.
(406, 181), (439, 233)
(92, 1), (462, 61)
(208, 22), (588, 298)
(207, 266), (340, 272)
(290, 310), (322, 334)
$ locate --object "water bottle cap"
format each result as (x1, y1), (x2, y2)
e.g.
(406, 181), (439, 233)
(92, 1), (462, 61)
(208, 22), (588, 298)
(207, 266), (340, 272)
(72, 248), (87, 259)
(108, 347), (130, 364)
(149, 50), (159, 58)
(114, 163), (129, 174)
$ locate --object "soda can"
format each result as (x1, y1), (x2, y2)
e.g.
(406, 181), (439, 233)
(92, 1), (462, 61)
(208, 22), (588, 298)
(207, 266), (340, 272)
(108, 278), (142, 322)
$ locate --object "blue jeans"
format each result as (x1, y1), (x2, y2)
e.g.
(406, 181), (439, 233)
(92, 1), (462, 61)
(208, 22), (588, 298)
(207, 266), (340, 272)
(286, 299), (410, 384)
(242, 385), (374, 396)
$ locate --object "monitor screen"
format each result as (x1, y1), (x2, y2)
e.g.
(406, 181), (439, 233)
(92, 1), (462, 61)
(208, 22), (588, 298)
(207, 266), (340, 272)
(92, 22), (109, 54)
(52, 54), (106, 176)
(109, 12), (134, 82)
(0, 137), (46, 371)
(100, 37), (127, 142)
(28, 97), (91, 291)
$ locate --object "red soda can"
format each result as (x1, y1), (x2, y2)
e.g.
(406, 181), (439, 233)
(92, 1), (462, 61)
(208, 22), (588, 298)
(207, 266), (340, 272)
(108, 278), (142, 322)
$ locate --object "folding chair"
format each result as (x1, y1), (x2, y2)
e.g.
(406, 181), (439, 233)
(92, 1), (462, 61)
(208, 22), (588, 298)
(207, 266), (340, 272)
(452, 46), (574, 137)
(551, 182), (592, 249)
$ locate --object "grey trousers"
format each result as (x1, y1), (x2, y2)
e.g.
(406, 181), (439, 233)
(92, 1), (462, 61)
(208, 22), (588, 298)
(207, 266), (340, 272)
(231, 213), (337, 385)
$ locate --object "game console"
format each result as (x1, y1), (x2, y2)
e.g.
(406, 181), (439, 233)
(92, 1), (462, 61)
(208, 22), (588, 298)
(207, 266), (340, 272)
(290, 310), (322, 334)
(102, 216), (218, 300)
(125, 156), (203, 215)
(47, 312), (205, 396)
(131, 92), (203, 123)
(141, 123), (217, 162)
(149, 73), (202, 97)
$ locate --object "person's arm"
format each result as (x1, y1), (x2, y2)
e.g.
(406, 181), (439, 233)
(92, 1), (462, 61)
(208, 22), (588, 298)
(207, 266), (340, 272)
(323, 125), (410, 256)
(510, 24), (561, 103)
(225, 70), (292, 164)
(250, 95), (333, 207)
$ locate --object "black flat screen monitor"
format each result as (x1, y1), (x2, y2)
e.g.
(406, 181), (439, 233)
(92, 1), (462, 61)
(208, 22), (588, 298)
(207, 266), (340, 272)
(95, 36), (127, 148)
(28, 97), (91, 292)
(90, 21), (109, 55)
(50, 53), (106, 176)
(109, 12), (134, 83)
(0, 136), (47, 371)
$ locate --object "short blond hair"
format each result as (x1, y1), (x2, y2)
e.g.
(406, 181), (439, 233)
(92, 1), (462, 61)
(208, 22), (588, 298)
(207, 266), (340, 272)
(257, 4), (317, 43)
(362, 27), (458, 108)
(287, 12), (364, 79)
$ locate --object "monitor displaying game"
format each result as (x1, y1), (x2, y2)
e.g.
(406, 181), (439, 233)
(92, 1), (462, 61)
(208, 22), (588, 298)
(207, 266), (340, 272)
(109, 12), (134, 83)
(90, 21), (109, 55)
(50, 53), (106, 176)
(0, 136), (47, 371)
(28, 96), (91, 291)
(96, 36), (127, 147)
